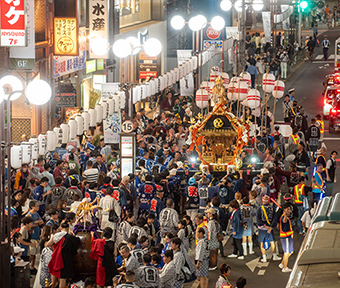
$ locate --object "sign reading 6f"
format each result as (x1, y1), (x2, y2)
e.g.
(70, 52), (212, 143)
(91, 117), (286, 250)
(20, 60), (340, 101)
(121, 120), (134, 133)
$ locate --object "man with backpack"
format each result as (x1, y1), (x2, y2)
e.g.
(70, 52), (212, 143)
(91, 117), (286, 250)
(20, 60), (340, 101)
(241, 196), (256, 256)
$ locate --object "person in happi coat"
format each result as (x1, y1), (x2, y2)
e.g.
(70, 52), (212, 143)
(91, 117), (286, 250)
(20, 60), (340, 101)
(90, 227), (118, 287)
(48, 222), (81, 288)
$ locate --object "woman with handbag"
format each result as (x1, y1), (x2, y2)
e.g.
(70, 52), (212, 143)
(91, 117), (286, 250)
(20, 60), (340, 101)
(206, 208), (221, 270)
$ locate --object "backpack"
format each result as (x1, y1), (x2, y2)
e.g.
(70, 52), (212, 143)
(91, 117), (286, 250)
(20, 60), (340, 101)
(241, 206), (252, 221)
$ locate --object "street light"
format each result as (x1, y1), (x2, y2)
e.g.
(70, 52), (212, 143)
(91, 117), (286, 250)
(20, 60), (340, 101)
(253, 0), (264, 11)
(211, 16), (226, 31)
(220, 0), (233, 11)
(0, 75), (52, 260)
(112, 37), (162, 119)
(171, 15), (186, 30)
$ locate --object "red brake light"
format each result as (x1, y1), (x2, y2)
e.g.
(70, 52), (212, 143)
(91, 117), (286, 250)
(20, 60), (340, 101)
(331, 109), (336, 114)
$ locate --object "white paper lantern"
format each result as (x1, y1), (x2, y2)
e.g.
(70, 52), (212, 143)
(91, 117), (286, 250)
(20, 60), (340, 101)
(196, 89), (209, 108)
(141, 85), (147, 100)
(210, 71), (221, 84)
(107, 99), (114, 116)
(21, 142), (32, 164)
(29, 137), (39, 160)
(101, 101), (108, 119)
(11, 145), (22, 169)
(95, 104), (103, 123)
(88, 109), (97, 127)
(210, 66), (220, 73)
(221, 72), (229, 88)
(38, 134), (47, 156)
(68, 119), (77, 140)
(60, 123), (69, 144)
(75, 115), (84, 135)
(200, 81), (209, 90)
(46, 130), (57, 152)
(262, 73), (276, 93)
(145, 83), (151, 99)
(227, 78), (238, 100)
(118, 91), (126, 109)
(82, 111), (90, 131)
(234, 80), (249, 101)
(53, 127), (63, 147)
(273, 80), (285, 99)
(239, 71), (251, 87)
(247, 89), (261, 108)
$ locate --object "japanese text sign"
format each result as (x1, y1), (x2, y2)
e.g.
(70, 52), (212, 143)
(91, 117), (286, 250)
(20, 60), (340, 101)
(0, 0), (27, 46)
(54, 27), (86, 77)
(89, 0), (108, 59)
(54, 17), (78, 56)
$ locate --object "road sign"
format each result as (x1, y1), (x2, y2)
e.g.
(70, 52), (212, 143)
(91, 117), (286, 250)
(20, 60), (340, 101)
(121, 120), (134, 133)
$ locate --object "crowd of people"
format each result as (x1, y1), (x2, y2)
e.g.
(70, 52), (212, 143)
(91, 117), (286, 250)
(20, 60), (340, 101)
(5, 33), (339, 288)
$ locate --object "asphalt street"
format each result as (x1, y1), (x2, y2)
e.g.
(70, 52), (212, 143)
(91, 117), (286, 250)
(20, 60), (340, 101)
(197, 26), (340, 288)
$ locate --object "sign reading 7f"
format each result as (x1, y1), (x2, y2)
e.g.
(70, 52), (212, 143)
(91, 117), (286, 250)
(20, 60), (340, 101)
(0, 0), (27, 46)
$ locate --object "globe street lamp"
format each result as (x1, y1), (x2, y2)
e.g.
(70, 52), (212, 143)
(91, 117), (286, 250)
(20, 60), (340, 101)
(0, 75), (52, 251)
(112, 37), (162, 119)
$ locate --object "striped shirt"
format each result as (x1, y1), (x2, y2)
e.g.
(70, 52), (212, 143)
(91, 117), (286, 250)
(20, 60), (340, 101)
(83, 168), (99, 183)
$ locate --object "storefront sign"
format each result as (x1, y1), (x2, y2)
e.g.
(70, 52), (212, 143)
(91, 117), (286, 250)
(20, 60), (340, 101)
(86, 60), (96, 74)
(89, 0), (109, 59)
(138, 52), (158, 81)
(203, 40), (223, 51)
(54, 17), (78, 56)
(9, 0), (34, 69)
(103, 112), (121, 143)
(0, 0), (27, 46)
(206, 26), (221, 40)
(54, 27), (86, 78)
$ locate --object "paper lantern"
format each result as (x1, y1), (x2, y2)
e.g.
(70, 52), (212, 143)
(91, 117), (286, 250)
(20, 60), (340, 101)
(221, 72), (229, 88)
(196, 89), (209, 108)
(11, 145), (22, 169)
(200, 81), (209, 90)
(239, 71), (251, 87)
(273, 80), (285, 99)
(82, 111), (90, 131)
(227, 78), (237, 101)
(210, 71), (221, 84)
(234, 80), (249, 101)
(29, 137), (39, 160)
(247, 89), (261, 108)
(95, 104), (103, 123)
(53, 127), (63, 148)
(38, 134), (47, 156)
(68, 119), (77, 140)
(101, 101), (108, 119)
(107, 99), (114, 116)
(75, 115), (84, 135)
(141, 84), (147, 100)
(262, 73), (276, 93)
(145, 83), (151, 99)
(88, 109), (97, 127)
(60, 123), (69, 144)
(118, 91), (125, 109)
(46, 130), (57, 152)
(21, 142), (31, 164)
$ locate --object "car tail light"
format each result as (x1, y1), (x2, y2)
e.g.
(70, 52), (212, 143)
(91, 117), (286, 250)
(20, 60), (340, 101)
(331, 109), (336, 114)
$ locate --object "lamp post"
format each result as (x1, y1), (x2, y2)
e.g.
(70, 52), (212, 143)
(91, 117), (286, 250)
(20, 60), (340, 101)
(112, 37), (162, 120)
(0, 76), (52, 287)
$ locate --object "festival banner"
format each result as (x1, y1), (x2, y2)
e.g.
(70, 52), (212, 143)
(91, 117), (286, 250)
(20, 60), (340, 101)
(262, 12), (271, 43)
(103, 111), (121, 144)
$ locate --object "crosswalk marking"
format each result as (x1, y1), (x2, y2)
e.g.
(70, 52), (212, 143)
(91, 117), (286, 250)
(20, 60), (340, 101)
(312, 54), (334, 61)
(315, 55), (323, 60)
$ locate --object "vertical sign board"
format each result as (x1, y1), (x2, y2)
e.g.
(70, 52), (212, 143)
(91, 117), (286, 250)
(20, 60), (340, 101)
(138, 52), (158, 81)
(0, 0), (27, 46)
(103, 112), (121, 144)
(120, 134), (135, 178)
(89, 0), (109, 59)
(9, 0), (34, 69)
(54, 17), (78, 56)
(203, 25), (223, 51)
